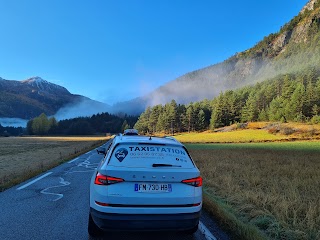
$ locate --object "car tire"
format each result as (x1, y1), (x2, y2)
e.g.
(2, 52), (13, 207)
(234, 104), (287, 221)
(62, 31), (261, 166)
(88, 213), (104, 238)
(184, 225), (198, 235)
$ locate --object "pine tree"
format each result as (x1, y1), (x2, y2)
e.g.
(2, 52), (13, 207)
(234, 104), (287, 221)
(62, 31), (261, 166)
(267, 97), (285, 121)
(210, 96), (223, 129)
(176, 104), (187, 132)
(290, 83), (306, 121)
(27, 119), (34, 135)
(156, 112), (167, 133)
(199, 98), (212, 128)
(312, 104), (319, 116)
(185, 104), (195, 132)
(148, 105), (161, 133)
(196, 110), (206, 131)
(133, 107), (151, 134)
(121, 120), (130, 132)
(258, 108), (268, 121)
(281, 74), (294, 100)
(168, 100), (178, 135)
(305, 69), (317, 117)
(241, 92), (258, 122)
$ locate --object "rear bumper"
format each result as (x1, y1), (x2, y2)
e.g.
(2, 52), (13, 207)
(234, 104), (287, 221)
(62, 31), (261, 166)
(90, 208), (200, 231)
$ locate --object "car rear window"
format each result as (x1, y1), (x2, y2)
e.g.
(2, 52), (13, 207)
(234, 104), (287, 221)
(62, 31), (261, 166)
(108, 144), (194, 168)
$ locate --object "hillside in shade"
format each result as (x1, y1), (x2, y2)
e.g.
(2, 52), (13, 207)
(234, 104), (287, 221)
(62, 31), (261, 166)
(118, 0), (320, 114)
(0, 76), (110, 119)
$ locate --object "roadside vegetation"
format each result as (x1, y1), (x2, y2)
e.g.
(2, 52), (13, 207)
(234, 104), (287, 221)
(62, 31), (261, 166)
(145, 121), (320, 239)
(0, 136), (109, 191)
(181, 135), (320, 239)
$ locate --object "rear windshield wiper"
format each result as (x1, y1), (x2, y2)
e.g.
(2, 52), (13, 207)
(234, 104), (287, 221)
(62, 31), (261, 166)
(152, 163), (181, 167)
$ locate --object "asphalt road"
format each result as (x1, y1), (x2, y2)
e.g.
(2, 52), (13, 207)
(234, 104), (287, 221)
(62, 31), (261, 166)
(0, 141), (230, 240)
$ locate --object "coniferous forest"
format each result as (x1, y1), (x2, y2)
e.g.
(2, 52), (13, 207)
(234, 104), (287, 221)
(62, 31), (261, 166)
(25, 112), (137, 136)
(134, 67), (320, 134)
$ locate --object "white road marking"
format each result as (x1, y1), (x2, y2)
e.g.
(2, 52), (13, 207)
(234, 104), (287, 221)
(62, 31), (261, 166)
(68, 157), (79, 164)
(66, 155), (98, 174)
(39, 153), (97, 201)
(40, 177), (70, 201)
(68, 159), (98, 173)
(17, 172), (53, 190)
(199, 221), (217, 240)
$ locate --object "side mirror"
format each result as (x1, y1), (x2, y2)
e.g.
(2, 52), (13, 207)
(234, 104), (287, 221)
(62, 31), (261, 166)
(97, 147), (107, 155)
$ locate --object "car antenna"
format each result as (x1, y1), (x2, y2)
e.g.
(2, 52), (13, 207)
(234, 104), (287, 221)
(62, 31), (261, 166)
(149, 136), (152, 140)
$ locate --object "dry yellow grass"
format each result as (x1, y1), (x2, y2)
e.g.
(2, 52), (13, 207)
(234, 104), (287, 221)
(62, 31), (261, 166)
(174, 122), (320, 143)
(247, 122), (320, 132)
(0, 136), (109, 191)
(175, 129), (287, 143)
(188, 144), (320, 239)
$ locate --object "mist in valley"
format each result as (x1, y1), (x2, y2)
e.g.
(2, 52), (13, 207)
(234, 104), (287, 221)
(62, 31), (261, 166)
(0, 118), (28, 128)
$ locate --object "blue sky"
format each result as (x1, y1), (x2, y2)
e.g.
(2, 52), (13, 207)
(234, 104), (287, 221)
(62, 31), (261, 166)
(0, 0), (308, 104)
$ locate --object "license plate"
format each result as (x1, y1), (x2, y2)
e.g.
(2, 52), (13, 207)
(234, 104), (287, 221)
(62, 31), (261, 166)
(134, 183), (172, 193)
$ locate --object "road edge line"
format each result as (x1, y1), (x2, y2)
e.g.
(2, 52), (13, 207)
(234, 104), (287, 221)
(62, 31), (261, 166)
(17, 172), (53, 190)
(68, 157), (79, 164)
(199, 221), (217, 240)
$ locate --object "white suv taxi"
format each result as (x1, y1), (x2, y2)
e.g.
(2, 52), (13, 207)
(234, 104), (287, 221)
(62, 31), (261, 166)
(88, 134), (202, 237)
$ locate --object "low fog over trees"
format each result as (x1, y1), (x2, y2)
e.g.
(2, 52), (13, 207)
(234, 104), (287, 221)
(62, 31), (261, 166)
(134, 68), (320, 134)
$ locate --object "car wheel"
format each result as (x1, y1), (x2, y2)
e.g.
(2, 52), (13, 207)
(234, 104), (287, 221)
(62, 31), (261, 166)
(184, 225), (198, 235)
(88, 213), (104, 238)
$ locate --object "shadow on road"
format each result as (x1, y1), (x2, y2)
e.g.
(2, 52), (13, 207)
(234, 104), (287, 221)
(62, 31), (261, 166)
(88, 230), (199, 240)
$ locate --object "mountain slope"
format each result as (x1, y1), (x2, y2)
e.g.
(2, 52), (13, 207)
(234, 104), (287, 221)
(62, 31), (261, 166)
(121, 0), (320, 112)
(0, 77), (110, 119)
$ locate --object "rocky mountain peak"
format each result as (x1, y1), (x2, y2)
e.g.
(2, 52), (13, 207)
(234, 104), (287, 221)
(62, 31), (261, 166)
(300, 0), (317, 14)
(21, 76), (48, 85)
(24, 76), (47, 83)
(21, 76), (70, 94)
(0, 76), (100, 119)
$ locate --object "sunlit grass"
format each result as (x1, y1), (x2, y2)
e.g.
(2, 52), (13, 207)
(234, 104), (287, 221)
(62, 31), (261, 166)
(174, 121), (320, 143)
(175, 129), (287, 143)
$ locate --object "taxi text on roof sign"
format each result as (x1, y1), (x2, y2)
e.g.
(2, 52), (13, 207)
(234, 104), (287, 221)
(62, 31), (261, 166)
(128, 146), (186, 155)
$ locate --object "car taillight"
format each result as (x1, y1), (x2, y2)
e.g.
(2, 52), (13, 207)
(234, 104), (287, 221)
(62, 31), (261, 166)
(95, 201), (109, 206)
(94, 172), (124, 185)
(181, 176), (203, 187)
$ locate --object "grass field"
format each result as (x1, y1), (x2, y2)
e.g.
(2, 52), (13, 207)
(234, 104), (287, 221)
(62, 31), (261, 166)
(175, 129), (287, 143)
(187, 142), (320, 240)
(174, 122), (320, 143)
(0, 136), (109, 191)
